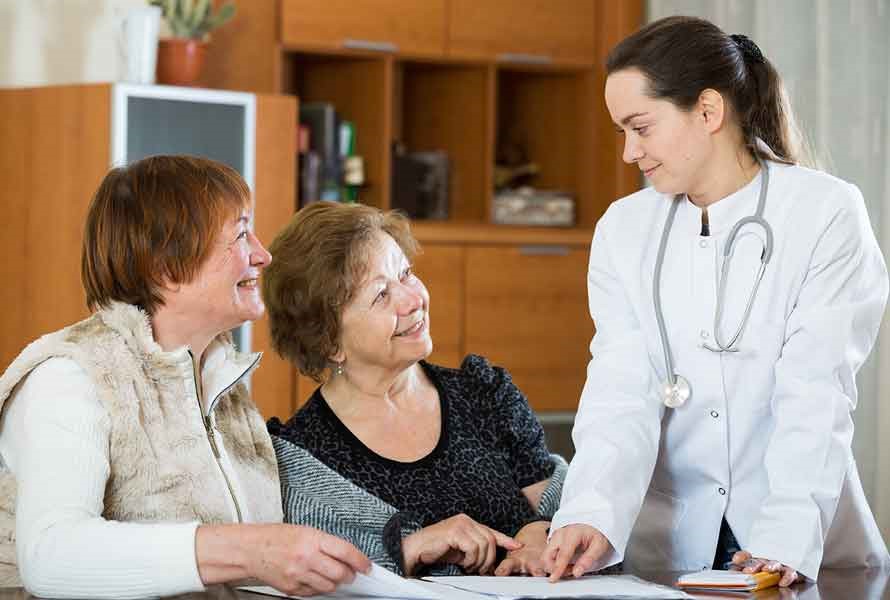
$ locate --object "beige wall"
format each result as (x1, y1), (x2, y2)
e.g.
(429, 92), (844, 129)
(0, 0), (146, 87)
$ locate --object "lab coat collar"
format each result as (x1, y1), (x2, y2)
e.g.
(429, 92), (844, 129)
(679, 137), (779, 237)
(684, 169), (763, 236)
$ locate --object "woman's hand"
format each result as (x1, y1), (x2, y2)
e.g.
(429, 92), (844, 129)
(402, 514), (522, 576)
(197, 523), (370, 597)
(542, 524), (612, 582)
(730, 550), (801, 587)
(494, 521), (549, 576)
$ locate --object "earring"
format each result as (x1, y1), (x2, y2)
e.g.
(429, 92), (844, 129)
(334, 361), (344, 376)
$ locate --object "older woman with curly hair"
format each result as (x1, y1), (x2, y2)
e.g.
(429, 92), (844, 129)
(262, 201), (568, 577)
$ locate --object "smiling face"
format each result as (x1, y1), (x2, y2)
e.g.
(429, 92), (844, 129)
(173, 210), (272, 334)
(605, 68), (715, 196)
(334, 231), (432, 373)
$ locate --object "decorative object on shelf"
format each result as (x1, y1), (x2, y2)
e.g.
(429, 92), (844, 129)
(492, 188), (575, 227)
(391, 142), (449, 220)
(120, 5), (162, 84)
(297, 124), (321, 208)
(300, 102), (342, 201)
(494, 162), (540, 190)
(340, 121), (364, 202)
(150, 0), (236, 86)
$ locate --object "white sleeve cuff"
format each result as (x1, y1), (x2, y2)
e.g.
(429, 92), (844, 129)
(21, 520), (206, 599)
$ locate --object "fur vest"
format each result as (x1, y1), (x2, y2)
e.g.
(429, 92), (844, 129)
(0, 302), (283, 581)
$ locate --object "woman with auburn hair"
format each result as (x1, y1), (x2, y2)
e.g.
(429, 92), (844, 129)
(0, 156), (368, 598)
(544, 15), (889, 587)
(263, 201), (569, 578)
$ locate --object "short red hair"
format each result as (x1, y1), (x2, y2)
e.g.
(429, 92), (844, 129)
(82, 155), (250, 314)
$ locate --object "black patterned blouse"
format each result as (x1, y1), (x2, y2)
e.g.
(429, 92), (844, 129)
(267, 355), (555, 539)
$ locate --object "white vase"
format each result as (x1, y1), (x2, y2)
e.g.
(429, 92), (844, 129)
(120, 6), (161, 85)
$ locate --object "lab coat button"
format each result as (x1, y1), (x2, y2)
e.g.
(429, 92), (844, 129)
(699, 240), (709, 248)
(718, 487), (726, 495)
(700, 330), (710, 339)
(710, 410), (719, 418)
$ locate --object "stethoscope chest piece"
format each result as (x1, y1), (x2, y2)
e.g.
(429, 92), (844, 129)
(662, 374), (691, 408)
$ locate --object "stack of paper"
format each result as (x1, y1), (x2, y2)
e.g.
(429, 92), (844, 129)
(676, 569), (781, 592)
(426, 574), (691, 599)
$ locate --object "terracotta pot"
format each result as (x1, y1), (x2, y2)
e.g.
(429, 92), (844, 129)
(155, 38), (207, 86)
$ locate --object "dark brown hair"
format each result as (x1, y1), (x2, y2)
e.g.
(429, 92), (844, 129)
(607, 15), (809, 166)
(82, 155), (250, 314)
(262, 201), (419, 381)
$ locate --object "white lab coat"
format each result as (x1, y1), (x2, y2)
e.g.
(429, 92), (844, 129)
(551, 161), (890, 580)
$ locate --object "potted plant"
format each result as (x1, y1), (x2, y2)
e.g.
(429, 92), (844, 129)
(150, 0), (236, 86)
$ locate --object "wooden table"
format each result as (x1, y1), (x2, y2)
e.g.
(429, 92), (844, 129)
(0, 568), (886, 599)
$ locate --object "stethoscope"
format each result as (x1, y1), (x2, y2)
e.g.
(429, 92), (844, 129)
(654, 160), (774, 408)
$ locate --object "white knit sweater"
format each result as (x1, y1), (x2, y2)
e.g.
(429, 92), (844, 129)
(0, 357), (247, 598)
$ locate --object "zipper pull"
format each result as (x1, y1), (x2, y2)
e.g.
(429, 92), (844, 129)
(204, 415), (221, 459)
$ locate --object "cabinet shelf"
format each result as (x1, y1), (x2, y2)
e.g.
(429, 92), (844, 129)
(395, 60), (493, 222)
(282, 52), (392, 210)
(411, 221), (593, 247)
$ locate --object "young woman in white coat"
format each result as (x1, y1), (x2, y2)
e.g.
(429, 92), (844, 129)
(543, 16), (890, 587)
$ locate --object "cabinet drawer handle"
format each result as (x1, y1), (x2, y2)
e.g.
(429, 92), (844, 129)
(519, 245), (570, 256)
(497, 52), (553, 65)
(343, 39), (398, 53)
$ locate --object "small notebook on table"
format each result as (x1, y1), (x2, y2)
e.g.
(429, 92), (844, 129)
(677, 569), (781, 592)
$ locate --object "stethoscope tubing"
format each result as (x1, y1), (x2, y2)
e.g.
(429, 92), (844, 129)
(655, 160), (774, 406)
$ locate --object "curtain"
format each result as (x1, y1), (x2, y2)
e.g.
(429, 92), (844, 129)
(645, 0), (890, 542)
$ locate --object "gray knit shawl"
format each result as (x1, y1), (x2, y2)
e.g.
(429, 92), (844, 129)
(273, 436), (568, 575)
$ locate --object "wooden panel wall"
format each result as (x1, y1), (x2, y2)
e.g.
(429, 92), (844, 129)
(0, 85), (111, 371)
(200, 0), (281, 93)
(251, 93), (299, 420)
(595, 0), (644, 202)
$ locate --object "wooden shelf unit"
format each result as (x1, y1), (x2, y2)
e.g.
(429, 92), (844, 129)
(202, 0), (641, 228)
(201, 0), (643, 413)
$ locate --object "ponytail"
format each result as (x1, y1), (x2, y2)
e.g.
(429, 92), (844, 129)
(744, 58), (814, 167)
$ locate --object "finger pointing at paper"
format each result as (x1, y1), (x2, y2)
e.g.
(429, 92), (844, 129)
(542, 524), (613, 582)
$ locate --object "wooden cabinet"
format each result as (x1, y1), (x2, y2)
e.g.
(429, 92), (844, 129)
(202, 0), (643, 414)
(252, 94), (299, 419)
(409, 225), (593, 412)
(280, 0), (446, 57)
(0, 84), (298, 421)
(412, 244), (465, 369)
(205, 0), (641, 225)
(0, 85), (109, 363)
(464, 245), (591, 412)
(448, 0), (597, 65)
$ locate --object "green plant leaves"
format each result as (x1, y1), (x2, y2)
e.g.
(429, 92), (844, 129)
(149, 0), (236, 40)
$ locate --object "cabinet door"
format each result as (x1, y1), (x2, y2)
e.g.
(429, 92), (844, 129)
(412, 244), (465, 368)
(280, 0), (446, 56)
(448, 0), (596, 64)
(465, 245), (591, 412)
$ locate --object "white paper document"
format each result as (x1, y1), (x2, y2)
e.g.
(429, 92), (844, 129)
(424, 574), (693, 599)
(239, 562), (478, 599)
(239, 563), (691, 599)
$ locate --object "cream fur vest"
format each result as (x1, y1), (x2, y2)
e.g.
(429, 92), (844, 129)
(0, 302), (283, 580)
